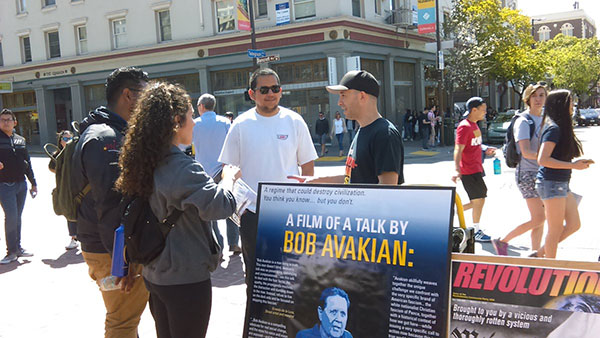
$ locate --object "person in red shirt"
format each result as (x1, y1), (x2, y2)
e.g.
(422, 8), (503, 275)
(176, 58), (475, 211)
(452, 97), (496, 242)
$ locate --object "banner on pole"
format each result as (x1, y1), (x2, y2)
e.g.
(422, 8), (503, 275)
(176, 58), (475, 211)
(418, 0), (436, 34)
(238, 0), (251, 31)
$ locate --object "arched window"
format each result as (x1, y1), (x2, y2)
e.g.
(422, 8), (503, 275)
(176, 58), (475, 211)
(538, 26), (551, 41)
(561, 23), (574, 36)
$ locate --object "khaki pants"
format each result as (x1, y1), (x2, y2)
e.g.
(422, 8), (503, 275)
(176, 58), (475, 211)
(82, 251), (149, 338)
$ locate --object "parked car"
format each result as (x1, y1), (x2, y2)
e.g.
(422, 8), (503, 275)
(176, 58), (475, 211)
(486, 110), (519, 144)
(575, 108), (600, 126)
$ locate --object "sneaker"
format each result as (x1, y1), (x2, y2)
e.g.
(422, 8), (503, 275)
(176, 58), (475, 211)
(229, 244), (242, 255)
(17, 248), (33, 257)
(65, 238), (78, 250)
(0, 253), (17, 264)
(474, 230), (491, 242)
(528, 251), (539, 258)
(491, 238), (508, 255)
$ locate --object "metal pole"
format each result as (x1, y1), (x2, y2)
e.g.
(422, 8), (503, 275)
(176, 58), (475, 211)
(248, 0), (258, 69)
(435, 0), (445, 145)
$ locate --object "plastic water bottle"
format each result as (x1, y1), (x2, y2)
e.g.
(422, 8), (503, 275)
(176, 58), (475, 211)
(493, 157), (501, 175)
(98, 275), (121, 291)
(111, 225), (128, 277)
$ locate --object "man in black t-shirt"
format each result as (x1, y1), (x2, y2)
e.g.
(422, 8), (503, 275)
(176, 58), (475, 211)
(289, 70), (404, 185)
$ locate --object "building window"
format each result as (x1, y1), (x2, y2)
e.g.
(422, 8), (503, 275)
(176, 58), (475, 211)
(538, 26), (550, 41)
(352, 0), (361, 17)
(112, 18), (127, 49)
(374, 0), (381, 15)
(254, 0), (268, 18)
(76, 25), (88, 54)
(46, 30), (61, 58)
(20, 36), (32, 63)
(17, 0), (27, 13)
(43, 0), (55, 7)
(294, 0), (315, 20)
(216, 0), (236, 33)
(561, 23), (574, 37)
(156, 10), (172, 42)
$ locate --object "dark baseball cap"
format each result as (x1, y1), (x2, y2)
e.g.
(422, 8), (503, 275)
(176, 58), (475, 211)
(326, 70), (379, 98)
(463, 96), (485, 117)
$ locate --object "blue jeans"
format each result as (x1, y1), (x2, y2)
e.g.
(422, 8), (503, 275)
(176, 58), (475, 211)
(0, 181), (27, 254)
(335, 133), (344, 151)
(226, 218), (240, 247)
(404, 123), (412, 140)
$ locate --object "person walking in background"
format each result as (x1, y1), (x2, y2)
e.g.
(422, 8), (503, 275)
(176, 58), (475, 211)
(222, 111), (242, 254)
(492, 83), (547, 256)
(403, 109), (414, 141)
(0, 108), (37, 265)
(116, 82), (237, 338)
(331, 111), (346, 157)
(427, 106), (437, 148)
(315, 112), (330, 157)
(48, 130), (78, 250)
(419, 109), (431, 150)
(452, 97), (496, 243)
(346, 117), (357, 143)
(533, 89), (594, 259)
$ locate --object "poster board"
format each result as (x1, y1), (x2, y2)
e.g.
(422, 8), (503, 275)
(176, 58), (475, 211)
(245, 183), (456, 338)
(451, 254), (600, 337)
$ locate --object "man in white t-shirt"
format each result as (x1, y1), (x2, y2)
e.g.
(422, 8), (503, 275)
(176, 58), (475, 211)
(218, 68), (317, 295)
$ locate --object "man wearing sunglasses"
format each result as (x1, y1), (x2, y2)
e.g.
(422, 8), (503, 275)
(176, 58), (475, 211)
(219, 67), (318, 301)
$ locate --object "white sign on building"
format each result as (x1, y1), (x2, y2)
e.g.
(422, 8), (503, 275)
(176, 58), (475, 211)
(346, 56), (361, 72)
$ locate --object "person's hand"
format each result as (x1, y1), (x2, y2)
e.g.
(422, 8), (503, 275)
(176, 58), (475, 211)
(30, 185), (37, 198)
(222, 165), (241, 181)
(116, 264), (140, 293)
(451, 170), (461, 183)
(288, 175), (310, 183)
(0, 162), (3, 170)
(485, 147), (497, 156)
(573, 159), (594, 170)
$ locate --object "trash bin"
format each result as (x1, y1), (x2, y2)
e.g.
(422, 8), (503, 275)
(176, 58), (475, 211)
(443, 118), (455, 146)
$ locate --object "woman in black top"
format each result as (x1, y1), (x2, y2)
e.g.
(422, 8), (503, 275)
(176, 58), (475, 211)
(534, 90), (594, 258)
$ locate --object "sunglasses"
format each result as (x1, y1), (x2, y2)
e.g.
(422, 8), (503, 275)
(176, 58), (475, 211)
(255, 85), (281, 94)
(62, 136), (72, 142)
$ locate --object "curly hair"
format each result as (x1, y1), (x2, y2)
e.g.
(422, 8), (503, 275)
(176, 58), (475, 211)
(115, 82), (191, 197)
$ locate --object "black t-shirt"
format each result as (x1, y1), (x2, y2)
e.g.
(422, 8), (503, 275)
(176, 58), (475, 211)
(344, 118), (404, 184)
(418, 112), (429, 127)
(537, 123), (571, 182)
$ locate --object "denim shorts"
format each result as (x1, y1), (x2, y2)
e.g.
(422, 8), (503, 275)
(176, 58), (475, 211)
(535, 179), (570, 200)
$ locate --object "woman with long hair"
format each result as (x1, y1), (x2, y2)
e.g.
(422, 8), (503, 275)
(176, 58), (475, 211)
(533, 89), (593, 258)
(48, 130), (78, 250)
(115, 82), (237, 337)
(492, 83), (547, 255)
(331, 111), (346, 156)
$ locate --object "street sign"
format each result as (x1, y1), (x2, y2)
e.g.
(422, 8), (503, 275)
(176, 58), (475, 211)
(247, 49), (266, 58)
(256, 54), (280, 64)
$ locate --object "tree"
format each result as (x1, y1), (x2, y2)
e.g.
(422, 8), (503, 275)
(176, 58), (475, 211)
(539, 35), (600, 104)
(444, 0), (547, 109)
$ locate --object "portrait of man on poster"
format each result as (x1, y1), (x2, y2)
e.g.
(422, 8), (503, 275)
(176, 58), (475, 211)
(296, 287), (353, 338)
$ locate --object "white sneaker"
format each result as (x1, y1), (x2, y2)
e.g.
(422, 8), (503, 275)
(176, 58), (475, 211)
(0, 253), (17, 264)
(65, 238), (78, 250)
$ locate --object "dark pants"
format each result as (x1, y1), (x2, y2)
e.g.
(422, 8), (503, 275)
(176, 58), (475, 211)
(67, 221), (77, 237)
(211, 221), (223, 253)
(144, 278), (212, 338)
(240, 211), (259, 338)
(226, 218), (240, 247)
(421, 125), (430, 149)
(0, 181), (27, 254)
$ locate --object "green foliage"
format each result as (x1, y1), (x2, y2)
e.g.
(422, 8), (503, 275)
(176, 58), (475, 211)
(538, 35), (600, 99)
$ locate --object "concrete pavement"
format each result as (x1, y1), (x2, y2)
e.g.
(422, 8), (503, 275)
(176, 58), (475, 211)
(1, 126), (598, 337)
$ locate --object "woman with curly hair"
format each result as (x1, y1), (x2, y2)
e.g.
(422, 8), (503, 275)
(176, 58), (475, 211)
(534, 89), (593, 258)
(115, 82), (237, 337)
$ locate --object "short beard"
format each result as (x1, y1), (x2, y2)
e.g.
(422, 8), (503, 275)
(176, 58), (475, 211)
(256, 103), (280, 115)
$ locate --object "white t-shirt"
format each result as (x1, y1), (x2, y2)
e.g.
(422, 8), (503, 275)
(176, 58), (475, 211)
(218, 106), (318, 212)
(334, 118), (345, 135)
(513, 110), (543, 172)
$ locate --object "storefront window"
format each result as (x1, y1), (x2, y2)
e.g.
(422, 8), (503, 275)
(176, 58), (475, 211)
(1, 91), (39, 144)
(156, 73), (200, 95)
(272, 59), (327, 84)
(394, 62), (416, 124)
(280, 88), (329, 141)
(84, 84), (106, 113)
(362, 58), (385, 117)
(211, 68), (253, 91)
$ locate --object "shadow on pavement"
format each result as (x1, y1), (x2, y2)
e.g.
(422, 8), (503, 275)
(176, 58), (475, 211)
(0, 258), (32, 274)
(211, 254), (245, 288)
(42, 249), (84, 268)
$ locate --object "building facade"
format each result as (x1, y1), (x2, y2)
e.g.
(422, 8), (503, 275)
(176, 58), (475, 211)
(532, 9), (596, 42)
(0, 0), (447, 145)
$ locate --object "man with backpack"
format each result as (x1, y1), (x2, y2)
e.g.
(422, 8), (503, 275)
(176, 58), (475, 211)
(71, 67), (149, 338)
(492, 83), (547, 256)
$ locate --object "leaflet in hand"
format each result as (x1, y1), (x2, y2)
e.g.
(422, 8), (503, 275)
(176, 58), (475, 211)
(230, 178), (256, 226)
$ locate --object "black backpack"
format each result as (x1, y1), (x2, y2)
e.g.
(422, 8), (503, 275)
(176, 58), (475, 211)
(121, 196), (183, 265)
(502, 113), (535, 168)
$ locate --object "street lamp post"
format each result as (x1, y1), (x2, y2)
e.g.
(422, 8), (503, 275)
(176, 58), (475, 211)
(530, 18), (545, 46)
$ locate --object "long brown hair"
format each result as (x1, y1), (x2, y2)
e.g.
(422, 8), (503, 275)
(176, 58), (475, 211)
(115, 82), (191, 197)
(541, 89), (582, 160)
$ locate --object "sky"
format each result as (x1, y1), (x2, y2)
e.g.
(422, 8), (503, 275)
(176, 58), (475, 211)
(518, 0), (600, 28)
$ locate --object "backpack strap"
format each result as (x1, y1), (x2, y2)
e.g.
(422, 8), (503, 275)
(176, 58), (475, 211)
(161, 209), (183, 228)
(74, 184), (91, 204)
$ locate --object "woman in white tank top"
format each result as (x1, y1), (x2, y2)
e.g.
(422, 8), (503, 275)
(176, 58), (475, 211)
(331, 111), (346, 156)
